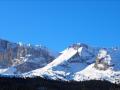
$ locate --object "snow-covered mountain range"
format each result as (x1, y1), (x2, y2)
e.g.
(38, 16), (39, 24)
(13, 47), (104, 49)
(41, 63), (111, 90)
(0, 39), (120, 84)
(0, 39), (54, 74)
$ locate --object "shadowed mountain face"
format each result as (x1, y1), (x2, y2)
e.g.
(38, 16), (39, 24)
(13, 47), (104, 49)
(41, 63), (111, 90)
(0, 39), (54, 72)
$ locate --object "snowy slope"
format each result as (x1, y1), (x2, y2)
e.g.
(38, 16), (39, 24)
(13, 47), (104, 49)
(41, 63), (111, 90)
(23, 47), (83, 77)
(23, 44), (96, 78)
(41, 47), (82, 71)
(74, 63), (120, 84)
(23, 43), (120, 84)
(108, 48), (120, 71)
(0, 41), (120, 84)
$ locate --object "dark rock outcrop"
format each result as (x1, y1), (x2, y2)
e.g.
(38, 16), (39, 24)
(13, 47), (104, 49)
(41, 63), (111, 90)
(0, 39), (54, 69)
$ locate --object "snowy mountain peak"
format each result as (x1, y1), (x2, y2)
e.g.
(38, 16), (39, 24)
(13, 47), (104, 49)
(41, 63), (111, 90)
(94, 49), (112, 70)
(23, 44), (95, 78)
(23, 43), (120, 84)
(0, 41), (120, 84)
(69, 43), (88, 50)
(18, 42), (23, 46)
(0, 39), (55, 74)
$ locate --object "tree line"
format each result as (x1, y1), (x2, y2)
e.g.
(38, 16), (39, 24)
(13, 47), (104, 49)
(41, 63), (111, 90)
(0, 76), (119, 90)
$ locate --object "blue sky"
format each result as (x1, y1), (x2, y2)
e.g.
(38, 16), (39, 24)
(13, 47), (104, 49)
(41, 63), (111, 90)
(0, 0), (120, 51)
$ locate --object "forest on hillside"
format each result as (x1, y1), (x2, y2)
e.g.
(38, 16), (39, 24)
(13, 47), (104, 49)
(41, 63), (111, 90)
(0, 76), (119, 90)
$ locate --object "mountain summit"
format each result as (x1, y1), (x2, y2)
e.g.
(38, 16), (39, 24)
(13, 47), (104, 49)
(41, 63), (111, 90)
(0, 40), (120, 84)
(0, 39), (54, 74)
(23, 43), (120, 84)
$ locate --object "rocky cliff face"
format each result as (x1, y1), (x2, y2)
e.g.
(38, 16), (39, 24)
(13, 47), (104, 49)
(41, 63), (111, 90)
(0, 39), (54, 69)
